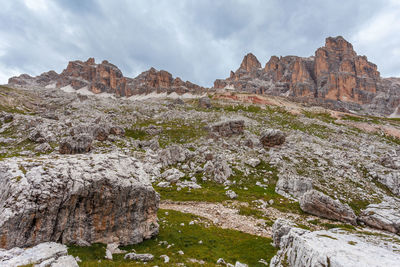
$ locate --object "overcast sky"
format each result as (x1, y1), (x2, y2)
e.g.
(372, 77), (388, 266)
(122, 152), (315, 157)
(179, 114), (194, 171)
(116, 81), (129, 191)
(0, 0), (399, 86)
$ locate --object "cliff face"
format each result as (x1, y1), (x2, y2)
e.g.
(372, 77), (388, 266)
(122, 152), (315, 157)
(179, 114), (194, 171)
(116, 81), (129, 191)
(8, 58), (205, 97)
(214, 36), (399, 115)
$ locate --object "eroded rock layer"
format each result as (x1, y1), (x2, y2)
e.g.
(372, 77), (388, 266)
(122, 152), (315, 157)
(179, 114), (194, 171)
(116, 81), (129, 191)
(8, 58), (205, 97)
(214, 36), (400, 116)
(0, 153), (159, 249)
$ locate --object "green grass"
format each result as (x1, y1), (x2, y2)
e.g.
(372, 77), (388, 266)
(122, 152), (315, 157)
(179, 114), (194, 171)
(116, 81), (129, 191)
(125, 119), (207, 148)
(68, 209), (278, 266)
(155, 161), (303, 214)
(303, 111), (336, 124)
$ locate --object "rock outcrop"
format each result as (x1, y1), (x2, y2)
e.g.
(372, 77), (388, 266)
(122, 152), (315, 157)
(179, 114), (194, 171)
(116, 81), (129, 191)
(270, 225), (400, 267)
(8, 58), (205, 97)
(0, 153), (159, 249)
(207, 119), (245, 137)
(0, 242), (78, 266)
(359, 197), (400, 234)
(214, 36), (400, 116)
(259, 129), (285, 148)
(299, 190), (357, 224)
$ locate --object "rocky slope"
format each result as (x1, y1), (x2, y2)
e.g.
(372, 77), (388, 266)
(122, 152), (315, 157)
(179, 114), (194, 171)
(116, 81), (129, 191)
(1, 75), (400, 265)
(214, 36), (400, 116)
(8, 58), (205, 97)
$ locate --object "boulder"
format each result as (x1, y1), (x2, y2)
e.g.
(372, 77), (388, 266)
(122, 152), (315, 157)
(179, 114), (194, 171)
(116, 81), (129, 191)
(358, 197), (400, 234)
(124, 252), (154, 262)
(158, 145), (190, 167)
(259, 129), (285, 148)
(0, 242), (78, 266)
(270, 227), (400, 267)
(28, 130), (47, 143)
(198, 97), (212, 109)
(203, 155), (233, 183)
(0, 153), (159, 249)
(109, 126), (125, 136)
(225, 190), (238, 199)
(59, 134), (93, 154)
(299, 190), (356, 225)
(70, 124), (110, 141)
(275, 175), (313, 199)
(271, 218), (295, 248)
(208, 120), (245, 137)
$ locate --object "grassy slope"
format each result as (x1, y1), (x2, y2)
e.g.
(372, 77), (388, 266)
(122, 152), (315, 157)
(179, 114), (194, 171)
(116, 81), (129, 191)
(68, 209), (277, 267)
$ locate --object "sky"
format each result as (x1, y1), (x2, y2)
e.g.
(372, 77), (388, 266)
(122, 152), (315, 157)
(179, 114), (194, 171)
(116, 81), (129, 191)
(0, 0), (399, 86)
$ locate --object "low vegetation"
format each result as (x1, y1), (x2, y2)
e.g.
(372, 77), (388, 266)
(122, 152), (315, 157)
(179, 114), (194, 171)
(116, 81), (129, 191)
(68, 209), (277, 266)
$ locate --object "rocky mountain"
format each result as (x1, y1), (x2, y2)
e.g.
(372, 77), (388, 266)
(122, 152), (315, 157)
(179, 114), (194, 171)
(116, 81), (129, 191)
(8, 58), (205, 97)
(214, 36), (400, 116)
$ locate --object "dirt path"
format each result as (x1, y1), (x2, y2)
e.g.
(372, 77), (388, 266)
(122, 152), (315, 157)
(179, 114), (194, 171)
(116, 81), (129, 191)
(160, 201), (272, 237)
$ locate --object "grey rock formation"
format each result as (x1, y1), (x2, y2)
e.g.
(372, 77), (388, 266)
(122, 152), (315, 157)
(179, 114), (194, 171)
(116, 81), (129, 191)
(59, 134), (93, 154)
(158, 145), (190, 167)
(275, 175), (313, 199)
(198, 96), (212, 108)
(0, 153), (159, 249)
(203, 155), (233, 183)
(259, 129), (285, 148)
(271, 218), (295, 248)
(225, 190), (238, 199)
(359, 197), (400, 234)
(207, 120), (245, 137)
(299, 190), (357, 225)
(124, 252), (154, 261)
(0, 242), (78, 266)
(270, 227), (400, 267)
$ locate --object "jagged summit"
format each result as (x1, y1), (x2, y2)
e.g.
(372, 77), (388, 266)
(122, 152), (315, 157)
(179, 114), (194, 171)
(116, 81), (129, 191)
(8, 57), (205, 97)
(214, 36), (400, 116)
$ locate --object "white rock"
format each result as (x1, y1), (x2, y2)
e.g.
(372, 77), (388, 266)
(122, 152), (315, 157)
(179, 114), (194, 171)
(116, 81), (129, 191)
(270, 228), (400, 267)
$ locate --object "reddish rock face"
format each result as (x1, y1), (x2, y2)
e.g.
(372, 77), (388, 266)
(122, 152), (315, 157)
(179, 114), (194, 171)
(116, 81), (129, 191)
(56, 58), (126, 95)
(314, 36), (380, 103)
(8, 58), (205, 97)
(214, 36), (389, 109)
(239, 53), (261, 73)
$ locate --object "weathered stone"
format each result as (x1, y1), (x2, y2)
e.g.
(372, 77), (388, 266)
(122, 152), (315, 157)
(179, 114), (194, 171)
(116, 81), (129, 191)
(203, 155), (233, 183)
(259, 129), (285, 148)
(29, 130), (46, 143)
(109, 126), (125, 136)
(59, 134), (92, 154)
(124, 252), (154, 262)
(358, 197), (400, 234)
(34, 142), (52, 153)
(275, 175), (313, 199)
(299, 190), (357, 225)
(208, 120), (245, 137)
(270, 227), (400, 267)
(198, 97), (212, 108)
(0, 153), (159, 249)
(158, 145), (190, 167)
(0, 242), (78, 266)
(271, 218), (295, 248)
(225, 190), (237, 199)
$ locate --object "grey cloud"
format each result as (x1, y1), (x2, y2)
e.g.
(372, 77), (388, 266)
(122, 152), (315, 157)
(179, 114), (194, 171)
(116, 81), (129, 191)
(0, 0), (397, 86)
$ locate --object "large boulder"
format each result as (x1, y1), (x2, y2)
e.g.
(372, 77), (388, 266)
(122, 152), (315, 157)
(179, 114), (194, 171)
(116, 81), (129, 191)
(59, 134), (93, 154)
(198, 96), (212, 109)
(270, 227), (400, 267)
(259, 129), (285, 148)
(271, 218), (295, 248)
(299, 190), (356, 225)
(275, 175), (313, 199)
(207, 120), (245, 137)
(203, 155), (233, 183)
(0, 242), (78, 266)
(358, 197), (400, 234)
(0, 153), (159, 249)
